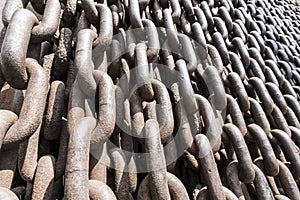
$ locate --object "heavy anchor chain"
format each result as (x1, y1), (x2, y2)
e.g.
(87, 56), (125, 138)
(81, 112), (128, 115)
(0, 0), (299, 199)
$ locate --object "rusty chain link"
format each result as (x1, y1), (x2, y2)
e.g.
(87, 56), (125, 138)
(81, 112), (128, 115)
(0, 0), (300, 199)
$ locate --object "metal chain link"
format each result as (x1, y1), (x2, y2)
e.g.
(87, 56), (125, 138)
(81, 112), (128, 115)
(0, 0), (299, 199)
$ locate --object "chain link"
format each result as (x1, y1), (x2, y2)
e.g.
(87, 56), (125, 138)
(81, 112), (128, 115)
(0, 0), (300, 199)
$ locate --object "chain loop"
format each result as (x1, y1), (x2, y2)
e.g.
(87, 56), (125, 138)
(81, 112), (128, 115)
(0, 0), (299, 199)
(1, 9), (38, 89)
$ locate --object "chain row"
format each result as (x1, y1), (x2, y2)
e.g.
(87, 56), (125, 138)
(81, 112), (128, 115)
(0, 0), (299, 199)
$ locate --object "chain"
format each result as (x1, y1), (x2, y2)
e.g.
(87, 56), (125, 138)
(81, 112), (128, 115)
(0, 0), (300, 199)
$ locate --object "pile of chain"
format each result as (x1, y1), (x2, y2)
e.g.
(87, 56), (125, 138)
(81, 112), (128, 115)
(0, 0), (300, 199)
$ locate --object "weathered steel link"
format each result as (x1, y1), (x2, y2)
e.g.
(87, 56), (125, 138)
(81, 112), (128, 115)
(3, 59), (48, 147)
(64, 117), (96, 199)
(142, 19), (160, 63)
(81, 0), (98, 27)
(178, 34), (198, 74)
(0, 110), (18, 149)
(207, 44), (223, 74)
(229, 52), (246, 80)
(109, 147), (132, 199)
(176, 59), (198, 115)
(162, 8), (179, 51)
(226, 161), (244, 200)
(201, 64), (227, 111)
(151, 79), (174, 144)
(270, 129), (300, 180)
(247, 124), (279, 176)
(0, 0), (299, 199)
(135, 43), (155, 102)
(253, 164), (274, 199)
(249, 97), (271, 134)
(194, 134), (226, 200)
(223, 124), (255, 184)
(18, 124), (40, 182)
(226, 94), (247, 136)
(93, 4), (113, 48)
(140, 119), (170, 200)
(226, 72), (250, 112)
(129, 0), (143, 29)
(1, 9), (38, 89)
(32, 155), (55, 200)
(195, 94), (222, 153)
(30, 0), (61, 43)
(2, 0), (29, 26)
(88, 180), (117, 200)
(266, 82), (288, 114)
(137, 172), (189, 200)
(43, 81), (65, 140)
(75, 29), (97, 97)
(91, 70), (116, 143)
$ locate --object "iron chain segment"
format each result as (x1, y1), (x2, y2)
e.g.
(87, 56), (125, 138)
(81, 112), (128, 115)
(0, 0), (299, 199)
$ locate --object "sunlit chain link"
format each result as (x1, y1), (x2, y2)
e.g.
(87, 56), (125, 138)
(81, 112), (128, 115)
(0, 0), (299, 199)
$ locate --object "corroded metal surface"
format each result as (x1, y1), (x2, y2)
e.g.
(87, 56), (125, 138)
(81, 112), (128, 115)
(0, 0), (299, 199)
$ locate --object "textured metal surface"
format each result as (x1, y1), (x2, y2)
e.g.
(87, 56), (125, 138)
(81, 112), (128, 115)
(0, 0), (299, 199)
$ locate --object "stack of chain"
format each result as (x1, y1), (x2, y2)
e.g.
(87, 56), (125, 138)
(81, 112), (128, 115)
(0, 0), (299, 199)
